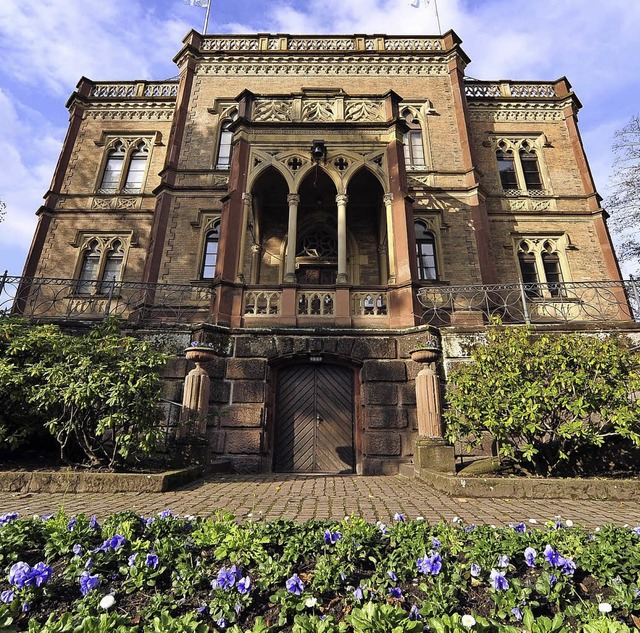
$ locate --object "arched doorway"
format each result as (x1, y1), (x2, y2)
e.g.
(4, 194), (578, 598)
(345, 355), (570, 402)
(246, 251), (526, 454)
(295, 168), (339, 285)
(274, 362), (354, 473)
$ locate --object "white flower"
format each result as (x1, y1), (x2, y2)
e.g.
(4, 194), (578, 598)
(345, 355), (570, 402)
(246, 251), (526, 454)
(461, 614), (476, 627)
(415, 516), (425, 521)
(598, 602), (612, 613)
(565, 520), (574, 527)
(529, 519), (538, 524)
(595, 527), (601, 532)
(452, 516), (461, 523)
(305, 597), (318, 608)
(99, 595), (115, 609)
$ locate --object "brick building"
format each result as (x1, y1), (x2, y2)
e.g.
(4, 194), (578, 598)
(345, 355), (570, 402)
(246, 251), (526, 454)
(19, 30), (628, 474)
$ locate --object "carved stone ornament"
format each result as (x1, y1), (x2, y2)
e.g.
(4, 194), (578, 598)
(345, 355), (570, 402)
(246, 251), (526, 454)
(212, 175), (229, 188)
(344, 100), (384, 122)
(252, 100), (293, 122)
(302, 100), (335, 122)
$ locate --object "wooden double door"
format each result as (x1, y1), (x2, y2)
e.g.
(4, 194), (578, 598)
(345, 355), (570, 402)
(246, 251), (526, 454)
(274, 363), (354, 473)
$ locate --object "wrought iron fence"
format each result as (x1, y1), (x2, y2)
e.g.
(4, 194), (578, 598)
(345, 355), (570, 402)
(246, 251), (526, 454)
(417, 279), (640, 326)
(0, 274), (215, 325)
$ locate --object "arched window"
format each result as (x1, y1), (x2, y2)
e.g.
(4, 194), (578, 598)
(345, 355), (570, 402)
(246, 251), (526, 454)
(98, 139), (150, 194)
(415, 221), (437, 281)
(201, 221), (220, 279)
(99, 143), (126, 193)
(517, 238), (567, 298)
(402, 110), (426, 169)
(216, 112), (237, 170)
(77, 241), (101, 293)
(519, 148), (542, 190)
(496, 145), (517, 189)
(99, 240), (124, 293)
(123, 143), (149, 193)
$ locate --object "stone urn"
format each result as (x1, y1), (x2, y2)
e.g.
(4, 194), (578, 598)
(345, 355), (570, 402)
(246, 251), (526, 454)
(185, 346), (218, 364)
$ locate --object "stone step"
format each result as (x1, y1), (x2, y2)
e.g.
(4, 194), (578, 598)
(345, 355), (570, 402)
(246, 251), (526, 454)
(398, 462), (416, 479)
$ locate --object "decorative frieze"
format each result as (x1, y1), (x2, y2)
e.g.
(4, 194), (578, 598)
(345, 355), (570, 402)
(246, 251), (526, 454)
(467, 104), (564, 122)
(253, 100), (294, 122)
(465, 82), (557, 99)
(84, 106), (174, 121)
(91, 82), (178, 99)
(196, 56), (448, 77)
(91, 197), (141, 210)
(251, 96), (386, 123)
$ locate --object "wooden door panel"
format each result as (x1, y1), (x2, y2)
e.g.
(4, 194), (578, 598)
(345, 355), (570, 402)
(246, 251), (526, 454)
(274, 364), (354, 473)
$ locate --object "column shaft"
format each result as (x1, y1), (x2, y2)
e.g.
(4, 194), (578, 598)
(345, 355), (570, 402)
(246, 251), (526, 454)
(284, 193), (300, 283)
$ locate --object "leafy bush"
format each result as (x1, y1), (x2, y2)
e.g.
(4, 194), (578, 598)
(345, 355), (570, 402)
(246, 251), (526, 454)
(0, 511), (639, 631)
(0, 318), (168, 467)
(444, 326), (640, 476)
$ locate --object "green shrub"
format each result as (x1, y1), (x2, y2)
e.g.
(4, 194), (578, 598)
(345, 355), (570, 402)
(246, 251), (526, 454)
(0, 317), (168, 467)
(444, 326), (640, 476)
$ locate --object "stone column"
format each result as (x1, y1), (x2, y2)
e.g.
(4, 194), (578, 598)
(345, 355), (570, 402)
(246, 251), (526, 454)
(249, 244), (261, 285)
(383, 193), (397, 284)
(410, 344), (455, 474)
(181, 347), (217, 435)
(237, 192), (252, 283)
(412, 349), (443, 438)
(336, 194), (349, 285)
(284, 193), (300, 283)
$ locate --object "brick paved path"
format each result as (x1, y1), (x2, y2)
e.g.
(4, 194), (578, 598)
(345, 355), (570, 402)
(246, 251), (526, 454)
(0, 474), (638, 528)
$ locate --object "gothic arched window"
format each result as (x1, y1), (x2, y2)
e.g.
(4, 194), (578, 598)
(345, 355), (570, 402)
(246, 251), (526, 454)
(415, 221), (437, 281)
(201, 221), (221, 279)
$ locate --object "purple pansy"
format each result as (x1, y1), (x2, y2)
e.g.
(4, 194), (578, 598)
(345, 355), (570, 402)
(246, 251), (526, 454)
(417, 552), (442, 576)
(490, 569), (509, 591)
(524, 547), (536, 567)
(79, 571), (100, 596)
(286, 573), (305, 596)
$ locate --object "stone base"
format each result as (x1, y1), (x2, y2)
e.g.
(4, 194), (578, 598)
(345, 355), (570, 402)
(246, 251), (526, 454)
(415, 438), (456, 474)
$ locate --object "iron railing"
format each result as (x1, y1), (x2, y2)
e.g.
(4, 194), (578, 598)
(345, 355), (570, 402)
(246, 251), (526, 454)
(417, 279), (640, 326)
(0, 274), (215, 325)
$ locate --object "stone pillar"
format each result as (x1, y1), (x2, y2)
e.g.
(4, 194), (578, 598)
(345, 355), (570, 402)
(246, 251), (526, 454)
(411, 348), (443, 438)
(284, 193), (300, 283)
(410, 344), (455, 474)
(181, 348), (216, 435)
(336, 194), (349, 285)
(237, 193), (252, 283)
(383, 193), (397, 284)
(250, 244), (261, 285)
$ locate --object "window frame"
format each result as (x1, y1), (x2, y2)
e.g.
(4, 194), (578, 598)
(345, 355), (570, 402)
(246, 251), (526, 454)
(493, 137), (549, 195)
(96, 138), (152, 195)
(215, 109), (238, 171)
(200, 220), (221, 280)
(74, 235), (131, 295)
(413, 216), (444, 283)
(401, 106), (428, 171)
(515, 236), (571, 299)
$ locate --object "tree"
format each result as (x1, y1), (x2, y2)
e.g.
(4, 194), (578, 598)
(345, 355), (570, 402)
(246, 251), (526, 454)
(0, 198), (5, 224)
(607, 114), (640, 270)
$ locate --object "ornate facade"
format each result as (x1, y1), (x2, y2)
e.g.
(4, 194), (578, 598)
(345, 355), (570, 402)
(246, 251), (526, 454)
(21, 31), (626, 474)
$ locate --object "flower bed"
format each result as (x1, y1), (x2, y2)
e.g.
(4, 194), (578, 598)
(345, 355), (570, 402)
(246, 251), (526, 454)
(0, 511), (639, 632)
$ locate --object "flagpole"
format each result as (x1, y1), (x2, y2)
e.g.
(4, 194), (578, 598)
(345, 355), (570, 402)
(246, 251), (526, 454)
(203, 1), (212, 34)
(433, 0), (442, 35)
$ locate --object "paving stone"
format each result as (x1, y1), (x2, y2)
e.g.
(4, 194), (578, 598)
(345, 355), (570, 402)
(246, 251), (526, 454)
(0, 475), (638, 529)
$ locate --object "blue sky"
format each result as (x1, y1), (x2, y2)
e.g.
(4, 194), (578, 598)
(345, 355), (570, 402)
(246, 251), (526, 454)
(1, 0), (639, 276)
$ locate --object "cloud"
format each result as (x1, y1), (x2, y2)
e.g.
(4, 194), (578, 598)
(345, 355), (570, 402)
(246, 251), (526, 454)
(0, 89), (63, 257)
(0, 0), (188, 94)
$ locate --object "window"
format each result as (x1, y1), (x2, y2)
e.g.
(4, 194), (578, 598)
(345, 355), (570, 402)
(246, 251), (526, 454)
(402, 109), (426, 169)
(201, 221), (220, 279)
(216, 110), (237, 170)
(98, 139), (150, 194)
(517, 237), (568, 298)
(75, 237), (128, 294)
(415, 221), (438, 281)
(494, 138), (546, 194)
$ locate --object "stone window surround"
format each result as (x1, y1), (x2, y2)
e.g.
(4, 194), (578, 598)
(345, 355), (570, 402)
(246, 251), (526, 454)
(71, 232), (134, 294)
(513, 234), (573, 294)
(414, 213), (445, 283)
(489, 133), (552, 196)
(93, 132), (160, 195)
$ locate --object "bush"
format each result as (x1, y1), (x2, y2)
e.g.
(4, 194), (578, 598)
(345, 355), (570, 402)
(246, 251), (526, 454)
(0, 318), (168, 467)
(444, 326), (640, 476)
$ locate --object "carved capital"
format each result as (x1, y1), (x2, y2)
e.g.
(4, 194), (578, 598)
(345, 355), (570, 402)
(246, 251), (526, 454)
(242, 192), (253, 205)
(335, 194), (349, 206)
(383, 193), (394, 205)
(287, 193), (301, 206)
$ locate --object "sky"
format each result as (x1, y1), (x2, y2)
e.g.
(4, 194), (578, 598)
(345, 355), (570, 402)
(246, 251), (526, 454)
(1, 0), (639, 276)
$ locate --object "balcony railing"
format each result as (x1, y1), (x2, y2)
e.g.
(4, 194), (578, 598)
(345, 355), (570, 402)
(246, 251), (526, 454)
(0, 275), (215, 325)
(417, 280), (640, 326)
